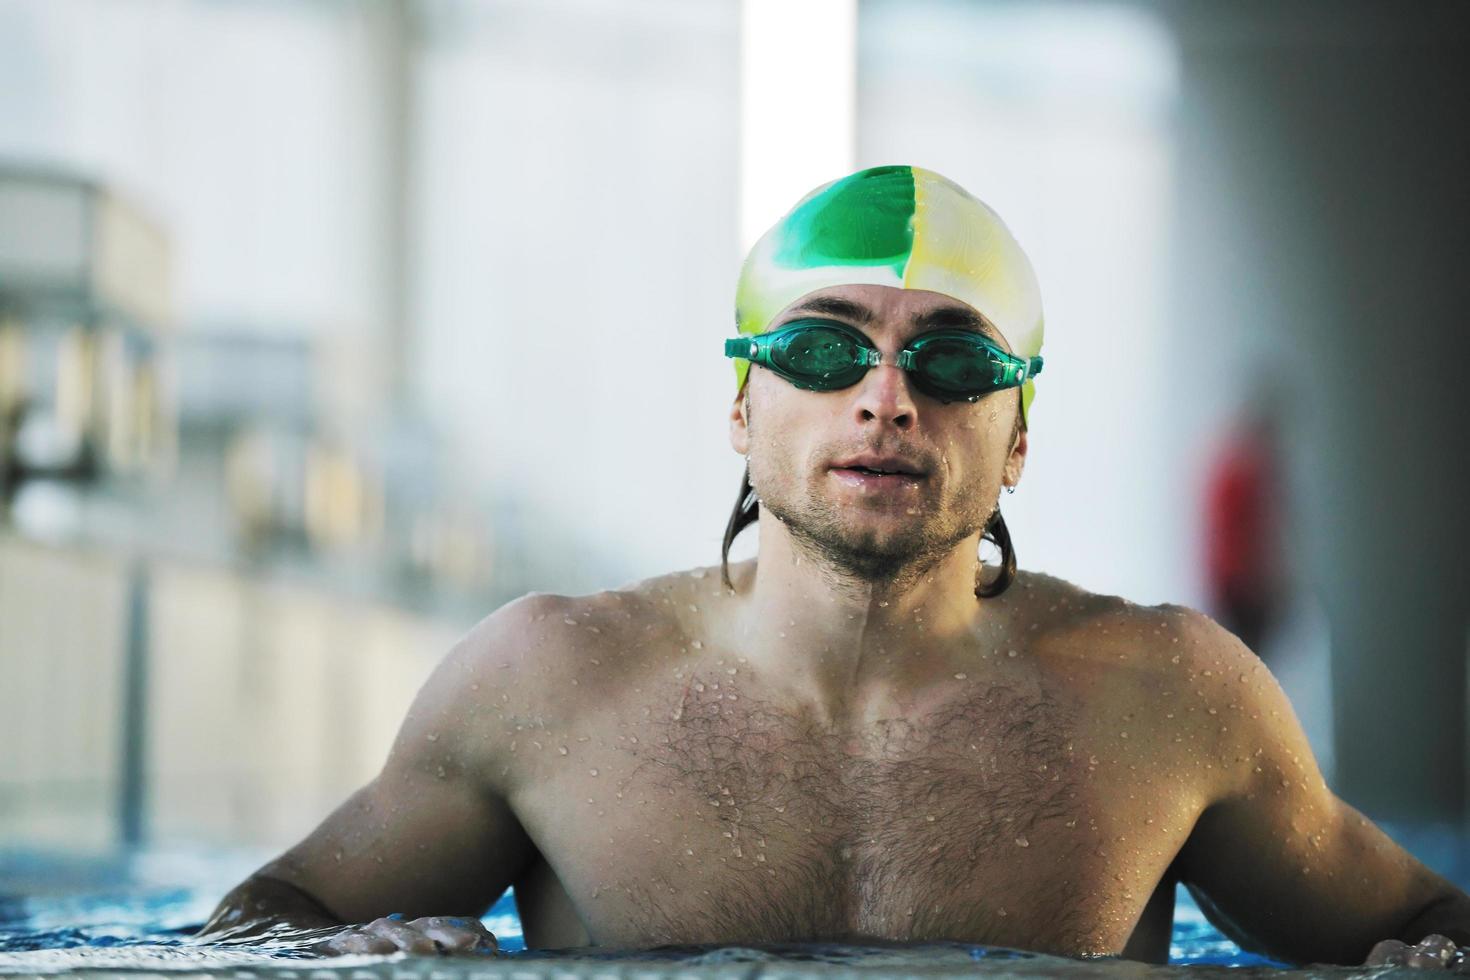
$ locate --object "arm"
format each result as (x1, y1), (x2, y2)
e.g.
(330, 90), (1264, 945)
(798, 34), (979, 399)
(1174, 611), (1470, 965)
(200, 597), (546, 946)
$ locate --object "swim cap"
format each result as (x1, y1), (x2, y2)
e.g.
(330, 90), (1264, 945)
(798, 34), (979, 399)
(734, 165), (1045, 420)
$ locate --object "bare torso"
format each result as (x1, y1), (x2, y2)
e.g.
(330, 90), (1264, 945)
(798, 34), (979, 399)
(485, 563), (1224, 960)
(217, 273), (1466, 967)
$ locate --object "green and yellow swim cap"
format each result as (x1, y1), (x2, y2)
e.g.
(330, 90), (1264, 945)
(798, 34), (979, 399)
(734, 165), (1045, 420)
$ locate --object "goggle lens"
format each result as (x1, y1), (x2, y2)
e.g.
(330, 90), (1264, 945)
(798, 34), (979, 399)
(770, 326), (867, 387)
(908, 336), (1003, 398)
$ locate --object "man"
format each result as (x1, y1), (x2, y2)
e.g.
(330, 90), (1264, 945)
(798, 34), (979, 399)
(203, 166), (1469, 967)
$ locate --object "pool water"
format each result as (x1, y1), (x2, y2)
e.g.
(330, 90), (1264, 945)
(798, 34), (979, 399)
(0, 830), (1461, 976)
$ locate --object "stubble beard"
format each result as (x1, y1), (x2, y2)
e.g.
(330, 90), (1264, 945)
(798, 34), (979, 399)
(746, 408), (995, 593)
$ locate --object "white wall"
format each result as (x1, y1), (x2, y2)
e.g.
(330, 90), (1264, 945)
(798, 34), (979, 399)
(410, 0), (743, 587)
(0, 0), (391, 337)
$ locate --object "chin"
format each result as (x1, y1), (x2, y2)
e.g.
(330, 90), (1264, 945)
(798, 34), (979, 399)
(810, 518), (939, 570)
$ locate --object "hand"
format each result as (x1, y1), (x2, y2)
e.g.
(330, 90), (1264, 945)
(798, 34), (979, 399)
(1366, 934), (1467, 970)
(316, 914), (498, 956)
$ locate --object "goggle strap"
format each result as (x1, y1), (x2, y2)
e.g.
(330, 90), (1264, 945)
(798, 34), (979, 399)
(724, 337), (759, 359)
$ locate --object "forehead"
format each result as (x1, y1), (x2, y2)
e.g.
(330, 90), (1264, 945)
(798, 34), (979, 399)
(772, 284), (1005, 346)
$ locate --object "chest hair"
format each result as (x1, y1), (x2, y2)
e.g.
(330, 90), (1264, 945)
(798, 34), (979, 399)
(617, 674), (1097, 944)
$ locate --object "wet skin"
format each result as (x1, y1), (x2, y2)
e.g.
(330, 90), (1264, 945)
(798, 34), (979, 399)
(210, 286), (1470, 965)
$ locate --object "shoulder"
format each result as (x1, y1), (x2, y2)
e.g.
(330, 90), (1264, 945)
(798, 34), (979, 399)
(391, 578), (691, 780)
(1017, 573), (1284, 770)
(449, 565), (720, 693)
(1015, 570), (1259, 681)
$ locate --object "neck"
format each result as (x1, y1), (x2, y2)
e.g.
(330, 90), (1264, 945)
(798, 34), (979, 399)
(731, 511), (1000, 700)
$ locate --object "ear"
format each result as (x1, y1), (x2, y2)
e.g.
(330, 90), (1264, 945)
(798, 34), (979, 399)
(729, 380), (750, 455)
(1003, 425), (1028, 489)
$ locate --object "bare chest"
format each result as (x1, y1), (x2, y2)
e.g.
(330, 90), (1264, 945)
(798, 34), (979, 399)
(510, 670), (1194, 956)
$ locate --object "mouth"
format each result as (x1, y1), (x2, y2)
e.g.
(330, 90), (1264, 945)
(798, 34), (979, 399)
(828, 455), (929, 493)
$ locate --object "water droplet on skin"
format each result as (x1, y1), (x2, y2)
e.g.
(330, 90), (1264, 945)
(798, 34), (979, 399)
(563, 618), (577, 626)
(436, 766), (447, 778)
(589, 768), (599, 776)
(1016, 836), (1030, 847)
(558, 745), (569, 755)
(1007, 649), (1019, 658)
(691, 640), (703, 650)
(954, 673), (968, 680)
(689, 604), (699, 612)
(426, 733), (439, 742)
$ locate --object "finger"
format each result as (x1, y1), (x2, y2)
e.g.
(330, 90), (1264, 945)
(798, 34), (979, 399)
(1401, 935), (1459, 970)
(1407, 949), (1453, 969)
(1405, 939), (1457, 970)
(406, 916), (498, 954)
(321, 928), (398, 956)
(364, 918), (440, 955)
(1367, 939), (1410, 966)
(1419, 935), (1459, 960)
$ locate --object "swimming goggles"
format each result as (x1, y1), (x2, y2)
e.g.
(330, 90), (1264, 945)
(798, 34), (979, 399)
(724, 318), (1043, 403)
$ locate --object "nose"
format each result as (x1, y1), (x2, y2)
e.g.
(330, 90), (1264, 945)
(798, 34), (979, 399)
(851, 360), (917, 430)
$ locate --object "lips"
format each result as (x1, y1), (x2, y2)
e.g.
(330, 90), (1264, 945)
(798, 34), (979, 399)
(828, 453), (929, 496)
(830, 453), (928, 478)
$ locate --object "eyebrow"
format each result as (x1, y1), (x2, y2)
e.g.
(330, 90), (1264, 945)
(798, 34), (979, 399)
(783, 295), (876, 324)
(912, 305), (996, 339)
(781, 295), (1004, 345)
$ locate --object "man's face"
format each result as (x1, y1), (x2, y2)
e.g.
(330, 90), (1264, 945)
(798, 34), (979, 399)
(729, 284), (1028, 582)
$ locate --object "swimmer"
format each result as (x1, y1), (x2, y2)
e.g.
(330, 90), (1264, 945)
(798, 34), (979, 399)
(202, 166), (1469, 966)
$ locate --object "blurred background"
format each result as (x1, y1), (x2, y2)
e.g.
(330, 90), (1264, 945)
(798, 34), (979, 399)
(0, 0), (1465, 868)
